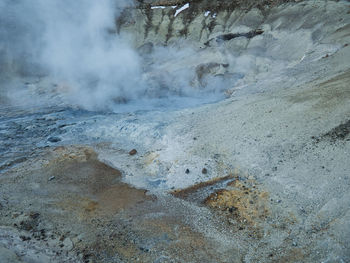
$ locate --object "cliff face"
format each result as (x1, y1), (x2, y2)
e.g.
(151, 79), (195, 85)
(121, 0), (321, 46)
(117, 0), (349, 99)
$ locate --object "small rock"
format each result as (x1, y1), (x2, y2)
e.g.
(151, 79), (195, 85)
(129, 149), (137, 155)
(20, 235), (31, 241)
(292, 242), (298, 246)
(228, 207), (237, 213)
(62, 238), (74, 251)
(202, 168), (208, 174)
(276, 199), (282, 203)
(185, 169), (190, 174)
(48, 137), (61, 143)
(48, 176), (55, 181)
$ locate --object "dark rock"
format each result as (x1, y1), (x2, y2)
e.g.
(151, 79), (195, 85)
(321, 119), (350, 142)
(185, 169), (190, 174)
(204, 29), (264, 46)
(129, 149), (137, 155)
(229, 207), (237, 213)
(20, 235), (31, 241)
(48, 137), (61, 143)
(202, 168), (208, 174)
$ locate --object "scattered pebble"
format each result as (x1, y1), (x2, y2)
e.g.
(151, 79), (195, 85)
(129, 149), (137, 155)
(48, 137), (61, 143)
(48, 176), (55, 181)
(20, 235), (31, 241)
(202, 168), (208, 174)
(185, 169), (190, 174)
(228, 206), (237, 213)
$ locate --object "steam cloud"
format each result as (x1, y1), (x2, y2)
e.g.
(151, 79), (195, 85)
(0, 0), (228, 111)
(0, 0), (148, 110)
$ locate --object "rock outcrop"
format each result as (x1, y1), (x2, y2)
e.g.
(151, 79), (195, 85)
(117, 0), (349, 98)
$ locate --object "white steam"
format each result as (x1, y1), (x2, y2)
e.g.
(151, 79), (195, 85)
(0, 0), (227, 111)
(1, 0), (147, 111)
(39, 0), (146, 110)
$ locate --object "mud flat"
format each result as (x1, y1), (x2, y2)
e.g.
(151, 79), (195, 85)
(0, 147), (266, 262)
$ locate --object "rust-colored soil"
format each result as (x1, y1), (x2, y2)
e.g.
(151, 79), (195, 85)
(205, 179), (269, 225)
(46, 146), (153, 219)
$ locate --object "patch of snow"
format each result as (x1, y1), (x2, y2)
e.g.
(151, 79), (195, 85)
(174, 3), (189, 17)
(212, 13), (217, 18)
(204, 11), (211, 17)
(151, 6), (166, 9)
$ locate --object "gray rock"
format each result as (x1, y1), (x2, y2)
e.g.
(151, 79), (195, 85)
(62, 238), (74, 251)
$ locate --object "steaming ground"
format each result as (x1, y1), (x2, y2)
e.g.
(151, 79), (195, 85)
(1, 0), (350, 262)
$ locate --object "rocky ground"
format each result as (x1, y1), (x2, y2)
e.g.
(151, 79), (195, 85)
(1, 0), (350, 262)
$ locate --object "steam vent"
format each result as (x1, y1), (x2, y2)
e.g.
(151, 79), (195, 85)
(1, 0), (350, 262)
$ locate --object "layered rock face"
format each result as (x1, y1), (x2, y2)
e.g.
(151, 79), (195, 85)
(117, 0), (348, 97)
